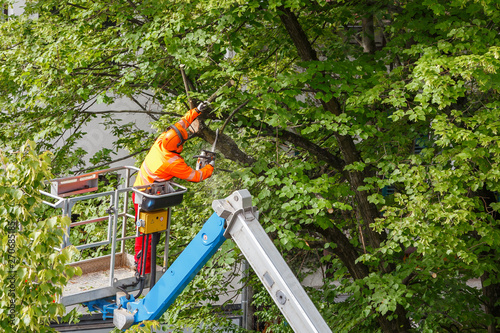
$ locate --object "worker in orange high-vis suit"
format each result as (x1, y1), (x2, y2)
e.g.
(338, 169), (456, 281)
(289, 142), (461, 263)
(133, 101), (214, 275)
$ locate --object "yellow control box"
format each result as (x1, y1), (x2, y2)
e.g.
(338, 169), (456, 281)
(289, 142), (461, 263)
(138, 210), (169, 234)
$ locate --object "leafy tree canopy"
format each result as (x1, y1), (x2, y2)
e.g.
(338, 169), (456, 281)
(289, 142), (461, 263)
(1, 0), (500, 332)
(0, 142), (80, 332)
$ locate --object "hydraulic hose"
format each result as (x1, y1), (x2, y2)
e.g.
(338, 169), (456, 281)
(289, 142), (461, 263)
(134, 234), (149, 299)
(149, 232), (159, 288)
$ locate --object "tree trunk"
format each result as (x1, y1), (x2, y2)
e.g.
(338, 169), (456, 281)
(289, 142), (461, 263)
(278, 6), (383, 251)
(362, 14), (376, 54)
(482, 272), (500, 333)
(278, 6), (412, 332)
(476, 188), (500, 332)
(310, 223), (369, 280)
(378, 304), (412, 333)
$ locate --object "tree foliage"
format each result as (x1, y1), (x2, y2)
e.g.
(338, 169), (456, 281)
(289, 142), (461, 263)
(1, 0), (500, 332)
(0, 141), (80, 332)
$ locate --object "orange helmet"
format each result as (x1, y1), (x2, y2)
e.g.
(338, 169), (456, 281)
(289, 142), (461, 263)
(162, 123), (188, 153)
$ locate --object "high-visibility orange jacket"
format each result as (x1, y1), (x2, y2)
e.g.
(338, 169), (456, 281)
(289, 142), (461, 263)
(134, 108), (214, 187)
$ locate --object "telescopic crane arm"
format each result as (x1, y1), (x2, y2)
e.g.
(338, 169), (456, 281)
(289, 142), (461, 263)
(114, 190), (332, 333)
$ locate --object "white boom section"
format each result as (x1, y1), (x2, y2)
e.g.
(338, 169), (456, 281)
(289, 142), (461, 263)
(213, 190), (332, 333)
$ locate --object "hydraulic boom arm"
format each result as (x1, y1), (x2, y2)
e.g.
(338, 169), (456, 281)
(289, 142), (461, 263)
(114, 190), (332, 333)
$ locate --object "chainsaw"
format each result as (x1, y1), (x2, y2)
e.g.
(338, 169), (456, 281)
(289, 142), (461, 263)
(193, 81), (232, 170)
(195, 128), (218, 170)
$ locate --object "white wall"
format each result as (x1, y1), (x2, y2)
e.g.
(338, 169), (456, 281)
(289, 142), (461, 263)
(10, 0), (24, 15)
(76, 96), (160, 168)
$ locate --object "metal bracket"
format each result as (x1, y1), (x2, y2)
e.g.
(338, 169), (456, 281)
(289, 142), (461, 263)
(212, 190), (259, 239)
(82, 298), (116, 320)
(113, 294), (136, 329)
(106, 206), (116, 215)
(113, 308), (135, 330)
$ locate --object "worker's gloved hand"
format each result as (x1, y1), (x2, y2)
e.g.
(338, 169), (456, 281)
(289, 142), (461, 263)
(209, 155), (216, 167)
(197, 101), (210, 113)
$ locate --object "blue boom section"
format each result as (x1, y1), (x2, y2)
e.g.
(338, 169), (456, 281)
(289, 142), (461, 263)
(127, 212), (227, 323)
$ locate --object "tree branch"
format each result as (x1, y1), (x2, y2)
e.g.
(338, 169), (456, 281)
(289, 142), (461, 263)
(197, 122), (256, 166)
(76, 148), (149, 173)
(219, 99), (251, 135)
(81, 109), (169, 116)
(307, 223), (369, 280)
(228, 114), (346, 174)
